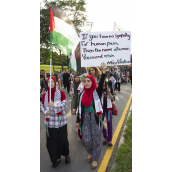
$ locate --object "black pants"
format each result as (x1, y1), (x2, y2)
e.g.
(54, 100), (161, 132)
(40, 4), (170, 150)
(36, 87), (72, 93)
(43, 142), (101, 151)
(46, 124), (69, 165)
(63, 80), (70, 93)
(130, 76), (132, 86)
(115, 82), (118, 90)
(117, 82), (120, 91)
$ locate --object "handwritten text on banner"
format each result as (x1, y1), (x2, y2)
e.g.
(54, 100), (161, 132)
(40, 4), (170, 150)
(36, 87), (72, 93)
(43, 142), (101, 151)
(80, 31), (131, 67)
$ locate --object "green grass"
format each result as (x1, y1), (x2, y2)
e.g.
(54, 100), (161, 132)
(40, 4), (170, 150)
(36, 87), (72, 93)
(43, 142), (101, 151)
(40, 65), (69, 73)
(110, 110), (132, 172)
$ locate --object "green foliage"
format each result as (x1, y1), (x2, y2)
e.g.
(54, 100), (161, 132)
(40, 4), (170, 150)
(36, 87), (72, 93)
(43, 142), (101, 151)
(123, 111), (132, 142)
(110, 111), (132, 172)
(40, 47), (50, 64)
(40, 47), (68, 66)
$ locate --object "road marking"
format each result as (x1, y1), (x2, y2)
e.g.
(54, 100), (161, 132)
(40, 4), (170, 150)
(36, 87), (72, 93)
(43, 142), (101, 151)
(97, 93), (132, 172)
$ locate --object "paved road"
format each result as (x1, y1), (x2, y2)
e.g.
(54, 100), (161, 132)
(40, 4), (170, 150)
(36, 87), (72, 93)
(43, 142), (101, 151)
(40, 82), (132, 172)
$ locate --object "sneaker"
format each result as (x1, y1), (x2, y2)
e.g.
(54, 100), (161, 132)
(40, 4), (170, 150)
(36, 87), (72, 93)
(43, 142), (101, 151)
(108, 141), (113, 147)
(52, 159), (61, 168)
(65, 155), (71, 164)
(103, 139), (107, 145)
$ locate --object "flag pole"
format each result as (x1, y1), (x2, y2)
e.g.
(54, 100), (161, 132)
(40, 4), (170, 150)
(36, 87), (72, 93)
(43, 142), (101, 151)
(50, 35), (52, 103)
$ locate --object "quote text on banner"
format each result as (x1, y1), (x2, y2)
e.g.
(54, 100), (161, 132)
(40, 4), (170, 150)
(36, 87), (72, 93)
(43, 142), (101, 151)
(80, 31), (131, 67)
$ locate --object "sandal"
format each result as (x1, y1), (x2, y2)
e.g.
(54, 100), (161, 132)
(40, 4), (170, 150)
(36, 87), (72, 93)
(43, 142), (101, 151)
(87, 155), (92, 163)
(91, 161), (98, 170)
(87, 157), (92, 163)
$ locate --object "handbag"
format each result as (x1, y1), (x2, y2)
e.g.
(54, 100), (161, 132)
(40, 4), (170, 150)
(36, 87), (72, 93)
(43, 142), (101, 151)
(112, 101), (117, 115)
(90, 106), (107, 129)
(103, 91), (117, 116)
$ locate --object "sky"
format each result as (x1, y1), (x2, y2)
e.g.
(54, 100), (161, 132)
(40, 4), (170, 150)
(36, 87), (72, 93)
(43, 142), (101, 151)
(40, 0), (132, 53)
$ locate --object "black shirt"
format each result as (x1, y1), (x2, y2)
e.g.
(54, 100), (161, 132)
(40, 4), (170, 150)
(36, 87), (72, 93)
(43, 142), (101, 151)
(42, 75), (46, 87)
(108, 80), (112, 87)
(40, 79), (45, 92)
(63, 73), (70, 81)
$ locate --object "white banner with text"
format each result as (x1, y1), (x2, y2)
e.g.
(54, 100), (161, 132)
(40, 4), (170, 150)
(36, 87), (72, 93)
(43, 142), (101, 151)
(80, 31), (131, 67)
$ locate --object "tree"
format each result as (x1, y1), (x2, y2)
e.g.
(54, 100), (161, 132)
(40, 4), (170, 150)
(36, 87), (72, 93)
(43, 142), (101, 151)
(40, 47), (68, 69)
(40, 47), (50, 64)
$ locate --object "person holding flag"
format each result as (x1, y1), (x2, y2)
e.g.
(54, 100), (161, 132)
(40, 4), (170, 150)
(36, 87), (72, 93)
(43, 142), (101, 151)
(41, 76), (71, 168)
(42, 2), (81, 167)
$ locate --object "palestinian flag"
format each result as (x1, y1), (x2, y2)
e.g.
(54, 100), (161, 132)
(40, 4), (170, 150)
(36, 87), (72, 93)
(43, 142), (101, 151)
(69, 54), (77, 73)
(69, 42), (87, 75)
(50, 4), (79, 56)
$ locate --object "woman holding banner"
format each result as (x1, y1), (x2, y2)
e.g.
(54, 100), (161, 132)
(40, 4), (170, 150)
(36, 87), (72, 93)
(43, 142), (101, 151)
(76, 62), (107, 170)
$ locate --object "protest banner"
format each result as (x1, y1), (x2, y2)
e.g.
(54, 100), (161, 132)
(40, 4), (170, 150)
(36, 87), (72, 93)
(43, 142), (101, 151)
(80, 31), (131, 67)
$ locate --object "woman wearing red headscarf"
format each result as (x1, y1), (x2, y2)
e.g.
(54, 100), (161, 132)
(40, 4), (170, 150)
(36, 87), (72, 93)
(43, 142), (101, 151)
(76, 62), (107, 170)
(41, 77), (71, 168)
